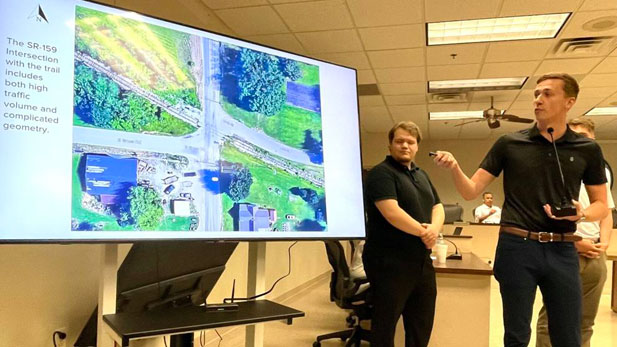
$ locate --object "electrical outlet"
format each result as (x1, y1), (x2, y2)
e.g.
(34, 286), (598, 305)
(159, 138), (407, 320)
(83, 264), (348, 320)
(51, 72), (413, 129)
(53, 329), (67, 347)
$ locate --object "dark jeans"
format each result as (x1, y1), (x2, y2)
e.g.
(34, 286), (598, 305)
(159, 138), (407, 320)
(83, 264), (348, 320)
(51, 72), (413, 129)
(493, 232), (581, 347)
(363, 249), (436, 347)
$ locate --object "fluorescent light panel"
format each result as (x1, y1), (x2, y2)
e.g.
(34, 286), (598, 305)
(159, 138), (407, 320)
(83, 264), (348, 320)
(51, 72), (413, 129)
(429, 77), (527, 93)
(427, 13), (570, 45)
(584, 107), (617, 116)
(430, 111), (484, 120)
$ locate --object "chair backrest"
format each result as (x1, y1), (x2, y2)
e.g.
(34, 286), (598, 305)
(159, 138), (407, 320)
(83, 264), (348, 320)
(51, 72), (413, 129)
(443, 203), (464, 224)
(323, 240), (358, 306)
(472, 207), (477, 221)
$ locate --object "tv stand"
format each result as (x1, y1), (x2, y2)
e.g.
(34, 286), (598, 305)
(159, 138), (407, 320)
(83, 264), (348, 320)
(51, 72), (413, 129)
(102, 300), (304, 347)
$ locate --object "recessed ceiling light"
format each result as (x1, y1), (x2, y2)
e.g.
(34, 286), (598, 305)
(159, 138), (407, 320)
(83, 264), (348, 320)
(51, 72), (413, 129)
(427, 13), (570, 45)
(428, 77), (527, 93)
(430, 111), (485, 120)
(584, 107), (617, 116)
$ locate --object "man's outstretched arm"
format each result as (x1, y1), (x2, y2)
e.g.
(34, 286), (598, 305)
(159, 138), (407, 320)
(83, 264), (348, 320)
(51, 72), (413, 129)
(432, 151), (496, 201)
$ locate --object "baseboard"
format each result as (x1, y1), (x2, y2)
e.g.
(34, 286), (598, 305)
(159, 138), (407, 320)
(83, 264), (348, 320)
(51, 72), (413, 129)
(274, 271), (330, 304)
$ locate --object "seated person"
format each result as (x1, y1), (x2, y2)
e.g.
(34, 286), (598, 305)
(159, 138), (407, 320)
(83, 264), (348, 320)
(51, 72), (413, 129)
(474, 192), (501, 224)
(349, 240), (369, 293)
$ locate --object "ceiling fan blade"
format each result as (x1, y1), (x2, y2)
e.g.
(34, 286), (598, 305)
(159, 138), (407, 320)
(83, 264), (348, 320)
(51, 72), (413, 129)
(454, 119), (483, 127)
(501, 113), (534, 123)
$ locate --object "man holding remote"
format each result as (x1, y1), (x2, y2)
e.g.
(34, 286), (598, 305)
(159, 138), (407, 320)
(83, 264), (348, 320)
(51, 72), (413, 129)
(432, 73), (608, 347)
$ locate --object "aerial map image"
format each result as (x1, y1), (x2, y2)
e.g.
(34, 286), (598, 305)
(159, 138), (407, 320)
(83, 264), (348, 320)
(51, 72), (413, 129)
(71, 6), (327, 233)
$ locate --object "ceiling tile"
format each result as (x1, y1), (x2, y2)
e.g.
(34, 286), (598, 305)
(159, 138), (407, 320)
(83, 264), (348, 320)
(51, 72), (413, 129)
(389, 105), (428, 122)
(425, 0), (501, 22)
(428, 103), (469, 112)
(202, 0), (269, 10)
(569, 97), (606, 116)
(591, 57), (617, 73)
(535, 57), (603, 75)
(313, 52), (371, 69)
(347, 0), (423, 27)
(485, 40), (554, 63)
(598, 90), (617, 106)
(428, 121), (462, 140)
(504, 107), (535, 119)
(374, 67), (425, 83)
(577, 86), (617, 98)
(458, 121), (492, 139)
(479, 61), (539, 78)
(215, 6), (288, 35)
(579, 0), (617, 11)
(560, 10), (617, 38)
(268, 0), (309, 3)
(427, 64), (481, 80)
(500, 0), (581, 16)
(360, 106), (394, 132)
(358, 24), (424, 50)
(580, 73), (617, 87)
(117, 0), (233, 34)
(245, 33), (306, 53)
(296, 29), (363, 53)
(379, 82), (426, 95)
(359, 95), (385, 107)
(509, 100), (535, 110)
(384, 94), (427, 105)
(357, 69), (377, 84)
(426, 43), (488, 66)
(367, 48), (425, 68)
(274, 0), (354, 31)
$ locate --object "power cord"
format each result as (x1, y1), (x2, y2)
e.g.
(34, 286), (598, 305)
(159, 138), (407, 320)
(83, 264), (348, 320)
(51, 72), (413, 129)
(223, 241), (298, 303)
(52, 331), (66, 347)
(215, 329), (223, 347)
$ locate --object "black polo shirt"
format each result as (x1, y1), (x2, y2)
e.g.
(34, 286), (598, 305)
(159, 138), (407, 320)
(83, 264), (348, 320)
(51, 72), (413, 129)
(365, 156), (441, 259)
(480, 124), (606, 233)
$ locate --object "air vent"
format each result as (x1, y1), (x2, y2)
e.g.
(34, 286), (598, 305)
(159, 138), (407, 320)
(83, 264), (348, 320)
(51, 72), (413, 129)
(357, 84), (380, 96)
(428, 92), (468, 103)
(550, 37), (617, 57)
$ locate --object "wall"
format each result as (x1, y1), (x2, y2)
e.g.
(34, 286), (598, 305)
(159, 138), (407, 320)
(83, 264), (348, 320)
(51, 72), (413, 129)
(0, 241), (330, 347)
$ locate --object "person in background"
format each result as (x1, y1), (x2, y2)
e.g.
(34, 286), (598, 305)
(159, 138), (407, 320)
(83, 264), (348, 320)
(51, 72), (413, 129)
(432, 73), (608, 347)
(536, 117), (615, 347)
(474, 191), (502, 223)
(363, 121), (444, 347)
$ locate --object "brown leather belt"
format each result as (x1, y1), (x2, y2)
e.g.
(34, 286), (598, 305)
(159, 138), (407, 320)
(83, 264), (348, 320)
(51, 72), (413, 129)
(500, 226), (582, 243)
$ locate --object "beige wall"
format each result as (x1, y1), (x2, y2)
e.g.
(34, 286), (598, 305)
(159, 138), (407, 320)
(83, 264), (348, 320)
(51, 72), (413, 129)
(0, 242), (330, 347)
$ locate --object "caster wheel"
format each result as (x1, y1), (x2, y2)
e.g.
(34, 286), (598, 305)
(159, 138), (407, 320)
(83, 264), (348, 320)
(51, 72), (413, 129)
(313, 342), (321, 347)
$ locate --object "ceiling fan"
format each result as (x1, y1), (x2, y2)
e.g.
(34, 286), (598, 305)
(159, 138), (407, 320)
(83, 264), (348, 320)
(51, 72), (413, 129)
(456, 96), (534, 129)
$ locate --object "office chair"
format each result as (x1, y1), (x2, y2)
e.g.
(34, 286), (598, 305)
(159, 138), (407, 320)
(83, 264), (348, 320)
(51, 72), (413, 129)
(443, 203), (464, 224)
(313, 240), (371, 347)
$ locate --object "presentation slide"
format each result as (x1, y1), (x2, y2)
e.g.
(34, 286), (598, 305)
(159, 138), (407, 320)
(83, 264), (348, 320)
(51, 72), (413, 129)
(0, 0), (365, 241)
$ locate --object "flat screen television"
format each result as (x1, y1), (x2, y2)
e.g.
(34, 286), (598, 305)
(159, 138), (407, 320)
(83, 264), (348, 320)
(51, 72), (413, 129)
(0, 0), (365, 242)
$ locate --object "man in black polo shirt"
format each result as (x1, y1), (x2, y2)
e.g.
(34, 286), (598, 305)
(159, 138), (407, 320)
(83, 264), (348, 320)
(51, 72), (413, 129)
(364, 121), (444, 347)
(432, 73), (608, 347)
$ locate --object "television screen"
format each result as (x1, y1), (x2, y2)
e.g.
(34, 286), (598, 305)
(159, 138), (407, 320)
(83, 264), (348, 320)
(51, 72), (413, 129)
(0, 0), (365, 242)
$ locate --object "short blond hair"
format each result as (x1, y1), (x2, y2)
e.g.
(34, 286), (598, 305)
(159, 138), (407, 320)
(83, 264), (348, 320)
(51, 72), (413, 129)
(388, 121), (422, 144)
(568, 117), (595, 133)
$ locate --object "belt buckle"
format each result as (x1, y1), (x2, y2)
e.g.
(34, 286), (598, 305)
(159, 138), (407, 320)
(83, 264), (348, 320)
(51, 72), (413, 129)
(538, 232), (553, 243)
